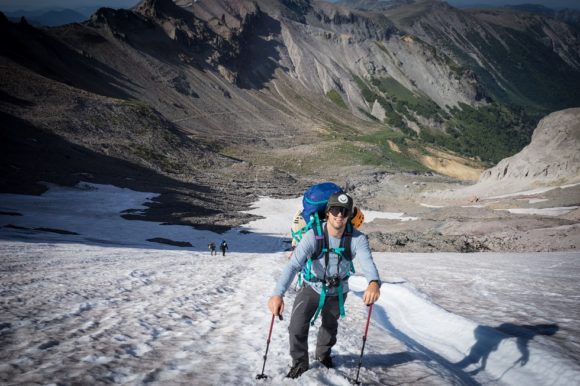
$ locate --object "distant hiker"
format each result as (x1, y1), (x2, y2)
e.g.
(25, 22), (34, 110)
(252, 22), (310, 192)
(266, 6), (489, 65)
(208, 242), (216, 256)
(220, 240), (228, 256)
(268, 192), (381, 379)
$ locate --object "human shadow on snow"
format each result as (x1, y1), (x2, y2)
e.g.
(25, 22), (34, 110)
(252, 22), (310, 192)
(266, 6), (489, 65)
(454, 323), (559, 376)
(345, 290), (481, 386)
(344, 289), (559, 385)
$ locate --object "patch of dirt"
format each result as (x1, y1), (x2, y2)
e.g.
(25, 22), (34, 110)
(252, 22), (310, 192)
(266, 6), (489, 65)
(410, 147), (484, 181)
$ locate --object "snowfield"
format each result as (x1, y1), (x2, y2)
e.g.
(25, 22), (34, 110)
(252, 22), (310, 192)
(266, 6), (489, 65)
(1, 183), (579, 385)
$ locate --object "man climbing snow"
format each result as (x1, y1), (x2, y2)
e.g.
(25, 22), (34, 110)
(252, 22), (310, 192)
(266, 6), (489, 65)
(268, 192), (381, 378)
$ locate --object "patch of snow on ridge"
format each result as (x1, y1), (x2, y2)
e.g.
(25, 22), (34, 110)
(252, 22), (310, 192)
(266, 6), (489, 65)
(363, 209), (418, 222)
(421, 203), (445, 208)
(520, 198), (549, 204)
(488, 182), (580, 199)
(498, 206), (579, 217)
(240, 196), (301, 235)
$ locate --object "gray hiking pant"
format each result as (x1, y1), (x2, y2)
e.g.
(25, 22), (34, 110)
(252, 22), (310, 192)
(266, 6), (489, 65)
(288, 285), (347, 367)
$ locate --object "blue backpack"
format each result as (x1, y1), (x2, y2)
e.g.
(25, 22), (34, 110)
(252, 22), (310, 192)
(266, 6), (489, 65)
(302, 182), (343, 221)
(291, 182), (343, 245)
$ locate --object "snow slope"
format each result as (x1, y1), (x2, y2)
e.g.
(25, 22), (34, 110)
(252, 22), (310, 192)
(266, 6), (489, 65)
(1, 183), (579, 385)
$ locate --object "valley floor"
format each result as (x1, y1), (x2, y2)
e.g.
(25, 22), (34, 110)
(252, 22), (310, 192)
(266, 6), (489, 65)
(1, 185), (579, 385)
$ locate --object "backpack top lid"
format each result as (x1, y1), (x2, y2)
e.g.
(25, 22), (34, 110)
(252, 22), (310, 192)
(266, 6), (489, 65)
(302, 182), (343, 221)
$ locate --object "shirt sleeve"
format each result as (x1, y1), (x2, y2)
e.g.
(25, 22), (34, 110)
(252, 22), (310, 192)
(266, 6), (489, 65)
(351, 231), (381, 285)
(272, 229), (316, 297)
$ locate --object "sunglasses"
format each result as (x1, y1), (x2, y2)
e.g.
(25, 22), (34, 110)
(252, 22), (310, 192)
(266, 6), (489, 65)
(328, 206), (350, 217)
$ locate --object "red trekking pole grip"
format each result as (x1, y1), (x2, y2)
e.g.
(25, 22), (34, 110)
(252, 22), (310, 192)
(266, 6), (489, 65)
(363, 304), (373, 338)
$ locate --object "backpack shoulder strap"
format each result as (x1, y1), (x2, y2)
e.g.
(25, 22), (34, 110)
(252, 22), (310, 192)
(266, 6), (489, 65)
(342, 223), (353, 261)
(311, 213), (326, 260)
(300, 217), (326, 283)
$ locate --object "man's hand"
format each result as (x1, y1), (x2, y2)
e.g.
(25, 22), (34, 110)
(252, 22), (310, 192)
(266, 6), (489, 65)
(363, 281), (380, 305)
(268, 295), (284, 316)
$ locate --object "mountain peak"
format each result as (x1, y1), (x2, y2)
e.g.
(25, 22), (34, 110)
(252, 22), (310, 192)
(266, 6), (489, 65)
(135, 0), (189, 18)
(191, 0), (260, 23)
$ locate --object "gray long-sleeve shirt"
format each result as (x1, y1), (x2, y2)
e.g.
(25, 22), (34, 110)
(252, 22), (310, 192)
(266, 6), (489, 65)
(273, 225), (381, 297)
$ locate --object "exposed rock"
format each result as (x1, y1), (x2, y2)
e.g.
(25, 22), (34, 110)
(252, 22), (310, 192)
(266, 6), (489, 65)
(367, 230), (492, 253)
(480, 108), (580, 185)
(371, 99), (386, 121)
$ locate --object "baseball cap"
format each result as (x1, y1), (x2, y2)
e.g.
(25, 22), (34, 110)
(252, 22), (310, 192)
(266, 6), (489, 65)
(326, 192), (353, 213)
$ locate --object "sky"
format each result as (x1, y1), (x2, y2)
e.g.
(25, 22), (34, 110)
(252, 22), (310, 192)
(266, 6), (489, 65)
(1, 182), (580, 384)
(445, 0), (580, 9)
(1, 0), (580, 12)
(0, 0), (140, 12)
(324, 0), (580, 10)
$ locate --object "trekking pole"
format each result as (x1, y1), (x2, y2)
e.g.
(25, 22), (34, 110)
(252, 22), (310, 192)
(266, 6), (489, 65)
(256, 314), (282, 380)
(352, 304), (373, 385)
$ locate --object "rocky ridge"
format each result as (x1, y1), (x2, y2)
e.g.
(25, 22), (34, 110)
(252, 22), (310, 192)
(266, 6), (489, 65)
(479, 108), (580, 186)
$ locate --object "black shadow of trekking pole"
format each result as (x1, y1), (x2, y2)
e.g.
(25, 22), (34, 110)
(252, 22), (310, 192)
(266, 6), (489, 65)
(352, 304), (373, 385)
(256, 314), (283, 380)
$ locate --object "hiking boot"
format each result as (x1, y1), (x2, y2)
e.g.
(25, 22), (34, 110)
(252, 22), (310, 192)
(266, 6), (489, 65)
(319, 356), (334, 369)
(286, 363), (308, 379)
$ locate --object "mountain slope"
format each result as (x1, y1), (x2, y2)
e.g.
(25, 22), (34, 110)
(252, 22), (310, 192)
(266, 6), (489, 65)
(2, 0), (580, 226)
(382, 0), (580, 109)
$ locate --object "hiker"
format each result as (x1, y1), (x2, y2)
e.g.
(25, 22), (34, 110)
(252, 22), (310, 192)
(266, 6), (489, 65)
(220, 240), (228, 256)
(208, 242), (216, 256)
(268, 192), (381, 379)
